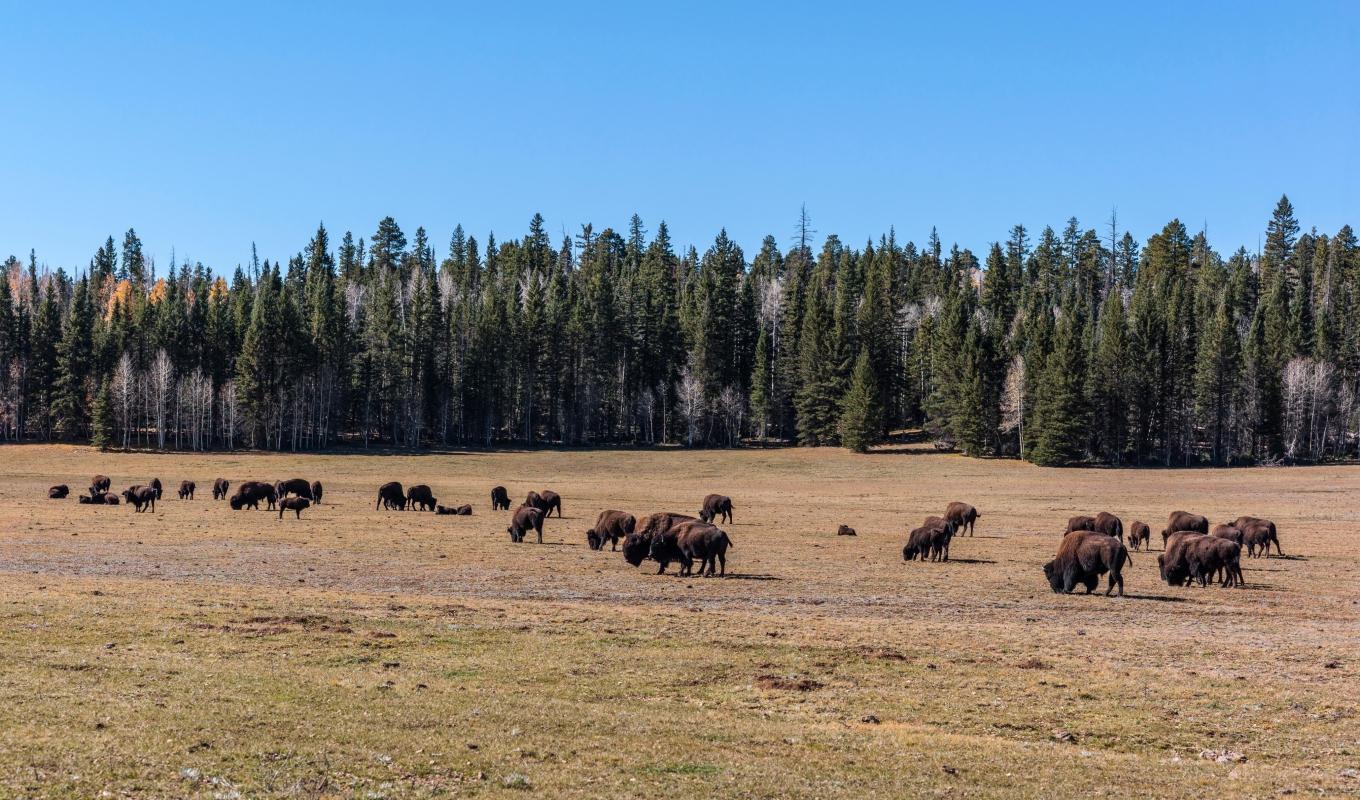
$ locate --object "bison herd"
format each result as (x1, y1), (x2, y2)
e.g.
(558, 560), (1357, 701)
(44, 469), (1292, 595)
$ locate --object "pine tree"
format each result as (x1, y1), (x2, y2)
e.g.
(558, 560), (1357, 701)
(1028, 298), (1089, 466)
(839, 348), (880, 453)
(1194, 293), (1241, 465)
(91, 384), (114, 450)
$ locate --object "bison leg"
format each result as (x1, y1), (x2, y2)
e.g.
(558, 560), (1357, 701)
(717, 551), (726, 577)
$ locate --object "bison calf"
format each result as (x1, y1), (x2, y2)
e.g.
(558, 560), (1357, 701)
(1127, 521), (1151, 551)
(278, 496), (311, 519)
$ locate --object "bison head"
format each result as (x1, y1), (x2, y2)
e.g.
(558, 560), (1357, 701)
(229, 495), (243, 510)
(586, 530), (601, 551)
(622, 533), (649, 566)
(1043, 560), (1062, 593)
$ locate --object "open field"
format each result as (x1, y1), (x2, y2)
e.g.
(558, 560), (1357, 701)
(1, 444), (1358, 798)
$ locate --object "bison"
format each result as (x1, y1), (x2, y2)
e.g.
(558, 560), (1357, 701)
(274, 478), (313, 501)
(435, 504), (473, 516)
(278, 496), (311, 519)
(1158, 531), (1206, 584)
(837, 524), (857, 536)
(1127, 520), (1151, 551)
(699, 494), (733, 524)
(1065, 515), (1098, 534)
(122, 486), (157, 513)
(526, 490), (562, 518)
(944, 502), (979, 536)
(230, 481), (277, 511)
(48, 485), (69, 499)
(901, 525), (934, 562)
(147, 478), (163, 500)
(1162, 532), (1242, 587)
(406, 484), (437, 512)
(1234, 516), (1282, 557)
(508, 505), (545, 543)
(376, 482), (407, 511)
(1093, 512), (1124, 541)
(91, 475), (111, 493)
(310, 481), (323, 505)
(622, 513), (697, 568)
(212, 478), (230, 500)
(587, 510), (636, 551)
(490, 485), (511, 511)
(921, 516), (956, 561)
(1162, 510), (1209, 545)
(100, 492), (120, 505)
(1211, 524), (1245, 544)
(675, 520), (732, 577)
(178, 480), (196, 500)
(78, 494), (94, 504)
(1045, 530), (1132, 596)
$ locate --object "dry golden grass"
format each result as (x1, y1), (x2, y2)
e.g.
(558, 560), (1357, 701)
(1, 443), (1357, 798)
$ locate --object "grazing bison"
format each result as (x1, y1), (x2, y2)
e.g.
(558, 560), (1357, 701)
(1127, 521), (1151, 551)
(48, 485), (69, 499)
(122, 486), (158, 513)
(406, 484), (437, 511)
(944, 502), (979, 536)
(310, 481), (323, 505)
(1234, 516), (1282, 557)
(1093, 512), (1124, 541)
(230, 481), (277, 511)
(435, 504), (473, 516)
(587, 510), (636, 551)
(1045, 530), (1132, 596)
(376, 482), (407, 511)
(1162, 532), (1242, 587)
(278, 496), (311, 519)
(901, 525), (935, 562)
(508, 505), (545, 543)
(148, 478), (164, 500)
(1162, 511), (1209, 545)
(490, 485), (510, 511)
(837, 524), (857, 536)
(622, 513), (697, 568)
(921, 516), (956, 561)
(525, 490), (562, 518)
(92, 475), (111, 493)
(1065, 515), (1098, 534)
(699, 494), (733, 524)
(212, 478), (230, 500)
(178, 480), (196, 500)
(274, 478), (313, 501)
(1211, 524), (1245, 545)
(1158, 531), (1206, 584)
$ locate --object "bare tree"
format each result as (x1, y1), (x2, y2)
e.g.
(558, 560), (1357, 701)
(112, 352), (134, 449)
(717, 385), (744, 446)
(675, 364), (706, 447)
(150, 349), (174, 449)
(999, 355), (1026, 458)
(636, 386), (656, 444)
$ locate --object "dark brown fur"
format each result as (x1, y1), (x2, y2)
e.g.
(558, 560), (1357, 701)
(278, 496), (310, 519)
(48, 485), (69, 499)
(406, 484), (437, 512)
(1065, 515), (1097, 534)
(508, 505), (545, 543)
(837, 524), (857, 536)
(1162, 510), (1209, 544)
(178, 480), (195, 500)
(1127, 520), (1151, 551)
(944, 502), (979, 536)
(699, 494), (733, 524)
(1093, 512), (1124, 541)
(1044, 530), (1131, 596)
(91, 475), (111, 493)
(587, 510), (636, 551)
(122, 486), (158, 513)
(490, 485), (510, 511)
(1233, 516), (1282, 557)
(212, 478), (230, 500)
(376, 481), (406, 511)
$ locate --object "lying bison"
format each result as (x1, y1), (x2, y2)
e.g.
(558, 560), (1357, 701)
(406, 484), (437, 512)
(1045, 530), (1131, 596)
(526, 490), (562, 518)
(83, 492), (119, 505)
(587, 510), (636, 551)
(122, 486), (158, 513)
(49, 485), (69, 499)
(508, 505), (545, 543)
(178, 480), (196, 500)
(212, 478), (230, 500)
(310, 481), (323, 505)
(376, 482), (406, 511)
(1127, 520), (1151, 551)
(91, 475), (111, 493)
(230, 481), (277, 511)
(1162, 511), (1209, 545)
(490, 485), (510, 511)
(944, 502), (979, 536)
(648, 519), (732, 576)
(622, 513), (697, 569)
(1233, 516), (1282, 557)
(699, 494), (733, 524)
(275, 478), (313, 501)
(837, 524), (857, 536)
(278, 496), (310, 519)
(435, 504), (472, 516)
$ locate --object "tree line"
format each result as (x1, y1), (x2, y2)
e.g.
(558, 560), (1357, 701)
(0, 196), (1355, 465)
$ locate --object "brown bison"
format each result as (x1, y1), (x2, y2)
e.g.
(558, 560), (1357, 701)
(944, 502), (979, 536)
(278, 496), (311, 519)
(147, 478), (163, 500)
(837, 524), (857, 536)
(490, 486), (510, 511)
(526, 490), (562, 518)
(91, 475), (111, 493)
(508, 505), (545, 543)
(122, 486), (158, 513)
(1065, 515), (1098, 534)
(406, 484), (437, 512)
(78, 494), (94, 504)
(274, 478), (313, 501)
(1233, 516), (1282, 557)
(901, 525), (934, 562)
(310, 481), (323, 505)
(435, 504), (473, 516)
(1211, 524), (1244, 545)
(1162, 511), (1209, 545)
(1045, 530), (1132, 596)
(1127, 521), (1151, 551)
(178, 480), (196, 500)
(48, 485), (69, 499)
(699, 494), (733, 524)
(904, 517), (955, 562)
(622, 513), (697, 568)
(647, 519), (732, 577)
(587, 510), (636, 551)
(376, 482), (407, 511)
(1093, 512), (1124, 541)
(1162, 532), (1242, 587)
(1158, 531), (1206, 584)
(100, 492), (120, 505)
(231, 481), (277, 511)
(212, 478), (230, 500)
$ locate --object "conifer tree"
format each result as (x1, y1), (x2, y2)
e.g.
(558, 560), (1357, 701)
(839, 348), (880, 453)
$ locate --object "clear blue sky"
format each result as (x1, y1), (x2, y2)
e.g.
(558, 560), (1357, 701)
(2, 1), (1355, 274)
